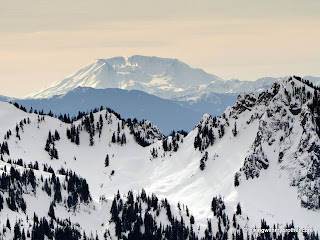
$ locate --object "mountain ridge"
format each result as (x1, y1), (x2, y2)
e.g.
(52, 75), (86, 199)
(0, 76), (319, 239)
(15, 87), (207, 135)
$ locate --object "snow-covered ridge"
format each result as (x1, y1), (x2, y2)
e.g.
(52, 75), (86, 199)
(1, 76), (320, 238)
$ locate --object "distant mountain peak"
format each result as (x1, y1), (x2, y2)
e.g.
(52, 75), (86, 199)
(26, 55), (222, 99)
(24, 56), (320, 102)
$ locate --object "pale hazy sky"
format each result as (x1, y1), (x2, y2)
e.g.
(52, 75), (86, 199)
(1, 0), (320, 98)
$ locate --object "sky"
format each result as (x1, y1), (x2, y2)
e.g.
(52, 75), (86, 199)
(1, 0), (320, 98)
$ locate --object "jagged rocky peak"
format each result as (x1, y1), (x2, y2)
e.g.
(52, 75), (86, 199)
(190, 76), (320, 211)
(233, 76), (320, 210)
(193, 112), (229, 152)
(128, 118), (164, 147)
(226, 80), (283, 117)
(231, 92), (257, 115)
(228, 76), (316, 117)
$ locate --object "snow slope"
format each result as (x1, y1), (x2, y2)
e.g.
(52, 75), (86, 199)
(1, 76), (320, 239)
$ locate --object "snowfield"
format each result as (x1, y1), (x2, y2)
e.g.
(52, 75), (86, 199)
(0, 76), (320, 239)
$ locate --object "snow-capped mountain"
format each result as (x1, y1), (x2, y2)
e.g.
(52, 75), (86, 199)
(27, 55), (320, 102)
(26, 55), (223, 99)
(1, 76), (320, 239)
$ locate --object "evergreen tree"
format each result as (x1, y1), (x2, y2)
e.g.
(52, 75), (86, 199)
(111, 132), (116, 143)
(232, 214), (237, 228)
(13, 222), (22, 240)
(43, 179), (51, 196)
(48, 131), (52, 143)
(209, 128), (215, 145)
(75, 133), (80, 145)
(199, 158), (206, 171)
(49, 142), (59, 159)
(117, 132), (120, 143)
(6, 218), (11, 230)
(54, 178), (62, 203)
(236, 202), (242, 215)
(110, 197), (118, 221)
(90, 112), (94, 124)
(15, 124), (20, 140)
(163, 139), (168, 151)
(22, 229), (26, 240)
(190, 215), (195, 225)
(105, 155), (109, 167)
(34, 161), (39, 170)
(89, 132), (94, 146)
(54, 130), (60, 141)
(232, 122), (238, 137)
(48, 202), (55, 219)
(234, 173), (240, 187)
(45, 139), (50, 152)
(218, 124), (225, 138)
(0, 192), (3, 211)
(194, 133), (200, 149)
(121, 133), (126, 145)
